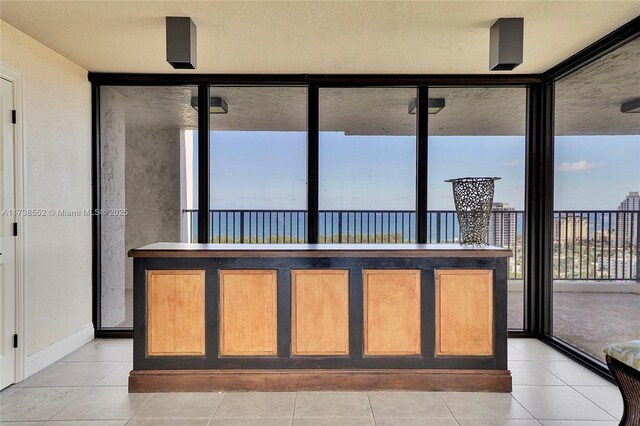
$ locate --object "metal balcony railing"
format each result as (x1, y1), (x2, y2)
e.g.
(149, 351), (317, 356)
(182, 209), (639, 281)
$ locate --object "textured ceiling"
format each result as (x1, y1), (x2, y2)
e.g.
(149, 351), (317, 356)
(114, 85), (528, 135)
(112, 35), (639, 136)
(555, 36), (640, 136)
(1, 1), (640, 74)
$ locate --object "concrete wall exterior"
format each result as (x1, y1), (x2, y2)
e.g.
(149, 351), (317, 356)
(100, 87), (126, 327)
(125, 126), (181, 290)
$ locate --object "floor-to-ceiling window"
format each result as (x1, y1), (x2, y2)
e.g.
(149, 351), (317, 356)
(427, 87), (527, 330)
(318, 87), (417, 243)
(552, 36), (640, 362)
(99, 86), (197, 329)
(208, 86), (308, 243)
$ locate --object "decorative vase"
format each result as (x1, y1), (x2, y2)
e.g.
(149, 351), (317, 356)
(445, 177), (501, 246)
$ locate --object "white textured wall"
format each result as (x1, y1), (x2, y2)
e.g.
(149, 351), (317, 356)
(124, 126), (181, 290)
(0, 21), (92, 355)
(100, 88), (126, 327)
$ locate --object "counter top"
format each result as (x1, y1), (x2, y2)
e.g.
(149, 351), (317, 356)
(128, 242), (513, 258)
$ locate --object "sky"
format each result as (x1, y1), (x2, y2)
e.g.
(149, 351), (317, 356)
(190, 131), (640, 211)
(554, 135), (640, 210)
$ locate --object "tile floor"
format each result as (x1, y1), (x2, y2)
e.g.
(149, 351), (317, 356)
(0, 338), (622, 425)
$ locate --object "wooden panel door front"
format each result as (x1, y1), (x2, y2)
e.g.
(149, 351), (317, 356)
(435, 269), (494, 356)
(363, 270), (421, 356)
(219, 270), (278, 356)
(291, 270), (349, 356)
(147, 270), (206, 356)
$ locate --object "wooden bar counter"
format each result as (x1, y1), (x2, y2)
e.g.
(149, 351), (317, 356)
(128, 243), (512, 392)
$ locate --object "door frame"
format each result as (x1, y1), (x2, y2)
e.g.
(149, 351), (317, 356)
(1, 63), (26, 383)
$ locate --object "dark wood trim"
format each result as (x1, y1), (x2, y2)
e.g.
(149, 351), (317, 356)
(307, 86), (319, 243)
(128, 246), (513, 259)
(91, 83), (101, 330)
(543, 15), (640, 82)
(416, 86), (428, 244)
(494, 258), (509, 369)
(129, 368), (512, 392)
(128, 249), (512, 259)
(197, 85), (210, 243)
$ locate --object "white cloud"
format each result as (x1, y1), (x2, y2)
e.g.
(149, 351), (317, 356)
(503, 159), (520, 166)
(557, 160), (603, 172)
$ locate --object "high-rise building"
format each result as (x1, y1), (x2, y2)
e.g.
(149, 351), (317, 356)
(488, 202), (516, 246)
(553, 213), (589, 242)
(616, 191), (639, 245)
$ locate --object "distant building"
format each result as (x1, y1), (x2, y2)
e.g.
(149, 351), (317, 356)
(609, 257), (635, 281)
(553, 213), (589, 242)
(488, 202), (516, 246)
(616, 191), (639, 245)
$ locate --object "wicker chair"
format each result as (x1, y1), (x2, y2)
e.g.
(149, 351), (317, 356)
(605, 341), (640, 426)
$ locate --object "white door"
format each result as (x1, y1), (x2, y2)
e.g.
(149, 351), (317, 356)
(0, 77), (17, 389)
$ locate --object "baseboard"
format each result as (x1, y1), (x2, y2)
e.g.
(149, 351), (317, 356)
(25, 323), (94, 378)
(129, 368), (513, 393)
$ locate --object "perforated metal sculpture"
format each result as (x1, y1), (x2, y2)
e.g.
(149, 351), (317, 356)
(445, 177), (501, 246)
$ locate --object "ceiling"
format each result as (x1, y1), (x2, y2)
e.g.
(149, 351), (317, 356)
(1, 1), (640, 74)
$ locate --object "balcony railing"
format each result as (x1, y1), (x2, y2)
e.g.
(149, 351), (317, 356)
(182, 209), (639, 281)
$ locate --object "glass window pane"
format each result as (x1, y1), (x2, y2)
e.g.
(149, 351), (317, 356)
(99, 86), (197, 328)
(553, 37), (640, 361)
(428, 87), (527, 330)
(209, 86), (307, 243)
(319, 87), (417, 243)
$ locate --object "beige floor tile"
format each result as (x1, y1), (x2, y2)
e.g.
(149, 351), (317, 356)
(51, 387), (151, 421)
(45, 421), (127, 425)
(367, 391), (453, 418)
(294, 392), (372, 419)
(19, 363), (120, 388)
(573, 386), (623, 420)
(511, 386), (614, 421)
(213, 392), (295, 419)
(10, 363), (62, 388)
(373, 419), (458, 426)
(293, 418), (374, 425)
(96, 363), (132, 387)
(133, 393), (223, 419)
(508, 346), (531, 361)
(210, 419), (292, 426)
(534, 361), (612, 386)
(509, 361), (566, 386)
(439, 392), (533, 420)
(457, 421), (542, 425)
(508, 340), (572, 362)
(63, 341), (132, 363)
(538, 421), (618, 426)
(0, 387), (85, 421)
(0, 422), (45, 425)
(127, 420), (211, 425)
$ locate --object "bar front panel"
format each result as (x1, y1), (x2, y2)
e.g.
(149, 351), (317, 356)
(133, 253), (509, 371)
